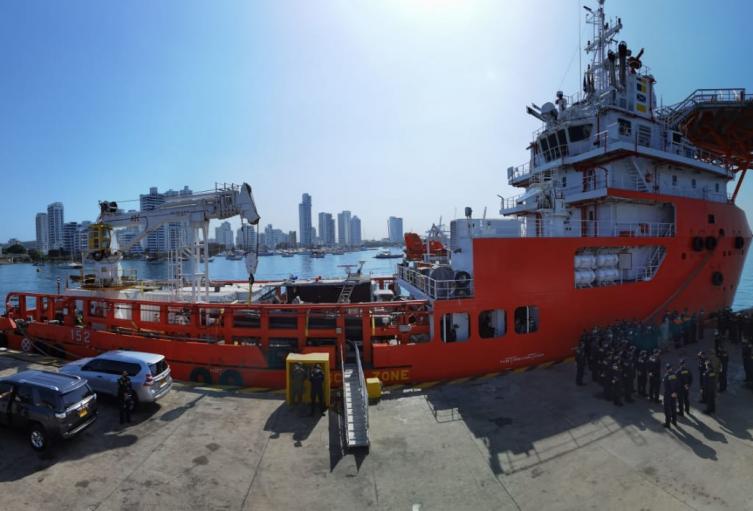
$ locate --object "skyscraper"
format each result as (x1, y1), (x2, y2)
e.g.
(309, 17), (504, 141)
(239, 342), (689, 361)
(215, 221), (234, 250)
(63, 221), (80, 256)
(140, 187), (166, 253)
(350, 215), (362, 246)
(35, 212), (49, 254)
(47, 202), (64, 251)
(337, 210), (352, 246)
(236, 224), (256, 251)
(298, 193), (312, 247)
(164, 186), (193, 251)
(318, 212), (335, 246)
(388, 216), (404, 243)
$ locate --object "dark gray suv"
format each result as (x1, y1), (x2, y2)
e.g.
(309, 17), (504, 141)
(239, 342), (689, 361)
(0, 370), (98, 450)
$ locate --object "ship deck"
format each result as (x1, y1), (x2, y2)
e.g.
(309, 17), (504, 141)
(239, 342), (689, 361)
(0, 332), (750, 510)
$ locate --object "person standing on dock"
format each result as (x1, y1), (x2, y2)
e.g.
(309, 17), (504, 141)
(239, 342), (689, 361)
(648, 350), (661, 402)
(636, 350), (648, 397)
(575, 345), (586, 386)
(697, 351), (707, 403)
(698, 308), (705, 341)
(717, 346), (729, 393)
(703, 361), (717, 415)
(676, 360), (692, 417)
(309, 364), (326, 416)
(117, 371), (134, 425)
(662, 363), (678, 429)
(742, 341), (753, 383)
(291, 363), (307, 406)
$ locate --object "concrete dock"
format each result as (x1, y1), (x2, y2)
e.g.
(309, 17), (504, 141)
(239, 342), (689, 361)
(0, 337), (751, 511)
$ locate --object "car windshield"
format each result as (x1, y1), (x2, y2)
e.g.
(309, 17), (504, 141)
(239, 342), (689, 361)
(60, 385), (92, 409)
(149, 359), (168, 376)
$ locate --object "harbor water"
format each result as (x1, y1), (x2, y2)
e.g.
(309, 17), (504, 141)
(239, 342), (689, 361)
(2, 250), (753, 312)
(0, 249), (400, 311)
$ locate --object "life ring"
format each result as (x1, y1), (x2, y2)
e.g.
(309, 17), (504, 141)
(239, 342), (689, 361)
(704, 236), (717, 251)
(711, 271), (724, 286)
(691, 237), (704, 252)
(734, 236), (745, 249)
(20, 337), (33, 353)
(92, 251), (104, 261)
(189, 367), (213, 384)
(219, 369), (243, 387)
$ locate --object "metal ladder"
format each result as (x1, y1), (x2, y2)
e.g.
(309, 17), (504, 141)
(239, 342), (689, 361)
(341, 342), (369, 449)
(337, 279), (357, 303)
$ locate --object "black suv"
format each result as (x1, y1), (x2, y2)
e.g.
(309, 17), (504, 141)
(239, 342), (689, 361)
(0, 370), (98, 450)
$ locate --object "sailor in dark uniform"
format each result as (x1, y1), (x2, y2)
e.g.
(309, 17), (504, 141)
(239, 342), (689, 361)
(636, 350), (648, 397)
(575, 345), (586, 386)
(662, 363), (678, 429)
(703, 361), (717, 415)
(717, 346), (729, 393)
(676, 359), (692, 416)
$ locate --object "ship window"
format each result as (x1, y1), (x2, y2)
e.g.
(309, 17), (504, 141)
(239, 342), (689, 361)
(441, 312), (470, 343)
(568, 124), (592, 142)
(557, 130), (567, 146)
(562, 176), (567, 188)
(708, 214), (715, 224)
(618, 119), (632, 136)
(672, 175), (678, 186)
(637, 125), (651, 147)
(89, 300), (106, 318)
(715, 183), (720, 193)
(547, 133), (560, 159)
(691, 178), (697, 189)
(140, 304), (161, 323)
(514, 306), (539, 334)
(672, 132), (682, 143)
(479, 310), (506, 339)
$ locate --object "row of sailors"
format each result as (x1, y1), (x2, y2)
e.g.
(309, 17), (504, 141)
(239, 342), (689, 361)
(575, 333), (746, 428)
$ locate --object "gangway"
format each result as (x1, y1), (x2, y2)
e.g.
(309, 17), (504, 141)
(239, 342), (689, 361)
(340, 342), (369, 449)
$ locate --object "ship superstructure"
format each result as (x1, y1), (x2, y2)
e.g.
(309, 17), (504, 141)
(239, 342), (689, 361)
(1, 0), (752, 390)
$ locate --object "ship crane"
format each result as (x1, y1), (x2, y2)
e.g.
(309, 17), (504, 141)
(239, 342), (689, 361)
(89, 183), (260, 302)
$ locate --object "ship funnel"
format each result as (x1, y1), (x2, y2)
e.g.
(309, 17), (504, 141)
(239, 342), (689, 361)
(607, 50), (617, 88)
(618, 41), (628, 88)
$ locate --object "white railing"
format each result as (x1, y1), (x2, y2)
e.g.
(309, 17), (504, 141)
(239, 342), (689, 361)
(396, 266), (474, 300)
(508, 161), (531, 182)
(523, 219), (674, 238)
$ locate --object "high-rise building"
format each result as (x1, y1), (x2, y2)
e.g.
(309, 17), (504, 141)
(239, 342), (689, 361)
(337, 211), (352, 246)
(35, 212), (49, 254)
(388, 216), (404, 243)
(288, 231), (297, 248)
(116, 224), (143, 254)
(318, 212), (336, 246)
(140, 187), (166, 253)
(78, 221), (91, 256)
(236, 225), (256, 251)
(350, 216), (362, 246)
(263, 224), (286, 249)
(215, 221), (234, 250)
(298, 193), (312, 247)
(63, 221), (80, 256)
(47, 202), (64, 251)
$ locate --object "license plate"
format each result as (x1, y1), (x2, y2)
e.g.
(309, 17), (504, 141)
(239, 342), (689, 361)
(79, 407), (88, 418)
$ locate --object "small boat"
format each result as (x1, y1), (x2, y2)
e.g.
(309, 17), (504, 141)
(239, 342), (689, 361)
(374, 250), (403, 259)
(310, 250), (325, 258)
(62, 261), (83, 269)
(281, 252), (294, 258)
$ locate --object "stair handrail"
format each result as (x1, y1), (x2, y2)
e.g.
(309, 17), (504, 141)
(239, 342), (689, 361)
(348, 340), (369, 432)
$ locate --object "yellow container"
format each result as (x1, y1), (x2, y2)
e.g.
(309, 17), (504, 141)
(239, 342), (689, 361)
(285, 352), (330, 406)
(366, 377), (382, 401)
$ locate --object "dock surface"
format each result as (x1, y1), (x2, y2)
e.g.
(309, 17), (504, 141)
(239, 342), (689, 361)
(0, 336), (751, 511)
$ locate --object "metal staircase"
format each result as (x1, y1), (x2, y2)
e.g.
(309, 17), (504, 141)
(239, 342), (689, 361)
(340, 342), (369, 449)
(337, 279), (357, 303)
(659, 88), (750, 129)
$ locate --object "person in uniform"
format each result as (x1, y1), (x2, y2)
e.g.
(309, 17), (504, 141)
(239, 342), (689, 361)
(117, 370), (134, 425)
(636, 350), (648, 397)
(662, 363), (678, 429)
(575, 345), (586, 386)
(648, 350), (661, 402)
(622, 354), (634, 403)
(309, 364), (326, 416)
(716, 346), (729, 393)
(676, 359), (692, 416)
(697, 351), (707, 403)
(698, 308), (705, 340)
(611, 358), (623, 406)
(742, 341), (753, 383)
(703, 361), (717, 415)
(291, 362), (307, 405)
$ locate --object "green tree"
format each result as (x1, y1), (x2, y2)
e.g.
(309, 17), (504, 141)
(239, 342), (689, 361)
(27, 248), (42, 261)
(5, 244), (26, 254)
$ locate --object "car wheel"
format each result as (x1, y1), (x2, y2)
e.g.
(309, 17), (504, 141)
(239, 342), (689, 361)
(30, 424), (48, 451)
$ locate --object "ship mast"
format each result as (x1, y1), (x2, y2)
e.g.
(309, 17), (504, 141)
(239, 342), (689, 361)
(583, 0), (622, 95)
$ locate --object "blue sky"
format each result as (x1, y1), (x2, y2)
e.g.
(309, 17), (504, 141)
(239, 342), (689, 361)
(1, 0), (752, 241)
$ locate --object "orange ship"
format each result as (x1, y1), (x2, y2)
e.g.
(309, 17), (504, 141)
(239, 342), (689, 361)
(2, 2), (752, 389)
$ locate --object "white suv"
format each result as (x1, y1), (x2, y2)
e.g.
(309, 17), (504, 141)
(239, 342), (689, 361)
(60, 350), (172, 406)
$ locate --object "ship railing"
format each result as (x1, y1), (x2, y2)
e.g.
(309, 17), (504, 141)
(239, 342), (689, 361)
(523, 219), (674, 238)
(507, 161), (531, 183)
(396, 265), (474, 300)
(658, 88), (749, 127)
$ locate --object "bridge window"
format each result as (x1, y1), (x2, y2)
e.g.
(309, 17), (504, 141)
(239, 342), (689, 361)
(514, 306), (539, 334)
(441, 312), (470, 343)
(618, 119), (632, 137)
(715, 183), (720, 193)
(672, 175), (678, 186)
(568, 124), (592, 142)
(479, 310), (506, 339)
(691, 178), (697, 189)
